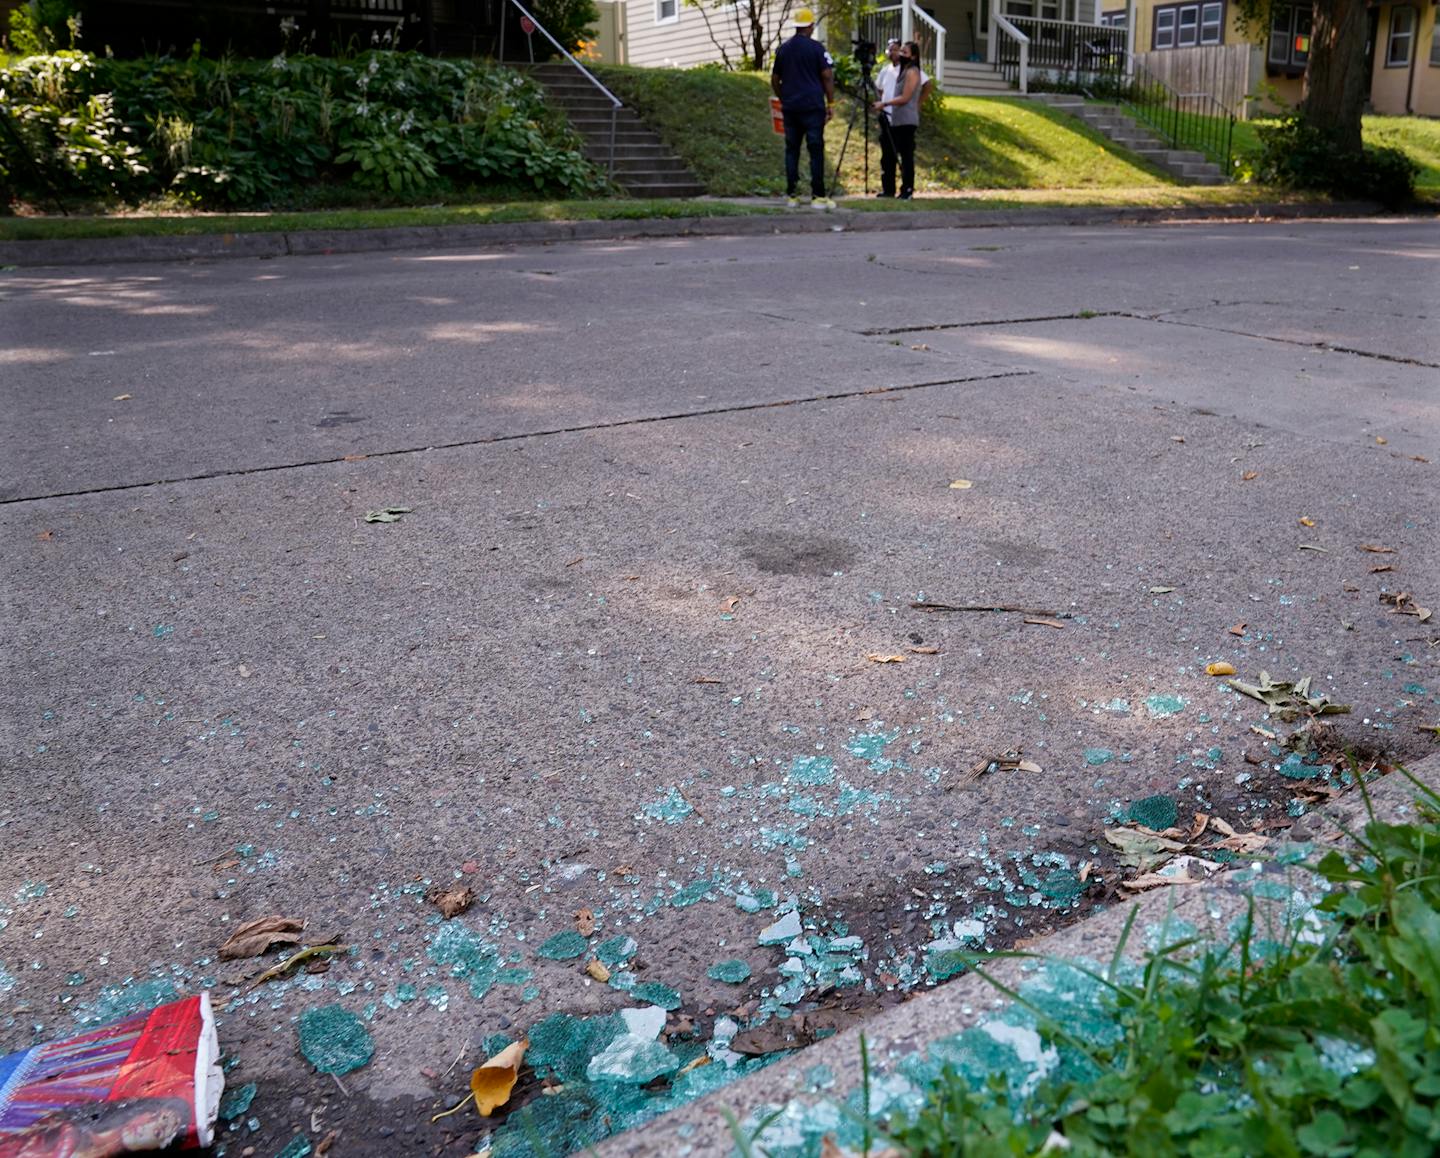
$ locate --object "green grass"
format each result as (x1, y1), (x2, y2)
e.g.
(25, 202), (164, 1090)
(595, 66), (1173, 196)
(877, 768), (1440, 1157)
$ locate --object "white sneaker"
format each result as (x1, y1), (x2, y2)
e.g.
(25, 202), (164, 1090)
(785, 196), (801, 208)
(812, 197), (836, 210)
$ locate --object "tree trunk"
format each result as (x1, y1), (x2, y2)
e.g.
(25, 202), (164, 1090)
(1301, 0), (1369, 155)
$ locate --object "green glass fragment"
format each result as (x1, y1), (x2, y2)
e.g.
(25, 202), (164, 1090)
(274, 1136), (312, 1158)
(219, 1081), (257, 1121)
(297, 1005), (374, 1075)
(537, 931), (589, 960)
(1128, 794), (1179, 831)
(707, 959), (752, 984)
(594, 936), (637, 966)
(630, 981), (682, 1010)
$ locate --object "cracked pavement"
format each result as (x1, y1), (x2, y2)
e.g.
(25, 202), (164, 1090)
(1, 217), (1437, 1155)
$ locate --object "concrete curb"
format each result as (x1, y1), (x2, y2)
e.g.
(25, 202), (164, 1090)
(0, 199), (1419, 268)
(594, 756), (1440, 1156)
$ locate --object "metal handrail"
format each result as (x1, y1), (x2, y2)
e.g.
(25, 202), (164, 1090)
(500, 0), (621, 177)
(910, 6), (947, 90)
(1118, 51), (1235, 174)
(993, 14), (1030, 95)
(863, 4), (946, 92)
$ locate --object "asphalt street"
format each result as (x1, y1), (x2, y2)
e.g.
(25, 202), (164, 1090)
(2, 218), (1438, 1156)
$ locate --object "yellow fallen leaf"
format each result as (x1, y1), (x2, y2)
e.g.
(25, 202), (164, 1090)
(1205, 661), (1236, 677)
(1298, 516), (1315, 527)
(948, 479), (973, 489)
(865, 653), (906, 664)
(471, 1039), (528, 1117)
(585, 959), (611, 983)
(1375, 436), (1388, 445)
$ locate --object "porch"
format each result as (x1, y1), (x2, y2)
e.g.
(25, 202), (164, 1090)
(860, 0), (1127, 95)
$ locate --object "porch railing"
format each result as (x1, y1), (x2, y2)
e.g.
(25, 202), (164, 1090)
(498, 0), (621, 178)
(1118, 53), (1236, 173)
(992, 14), (1030, 94)
(993, 16), (1127, 90)
(859, 4), (944, 91)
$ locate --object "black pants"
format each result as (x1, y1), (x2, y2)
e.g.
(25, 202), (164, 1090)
(783, 106), (827, 198)
(879, 115), (897, 196)
(891, 123), (916, 198)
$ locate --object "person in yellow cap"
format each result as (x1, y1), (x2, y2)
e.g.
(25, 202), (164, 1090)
(770, 8), (836, 209)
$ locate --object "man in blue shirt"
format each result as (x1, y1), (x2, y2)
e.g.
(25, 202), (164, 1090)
(770, 9), (836, 209)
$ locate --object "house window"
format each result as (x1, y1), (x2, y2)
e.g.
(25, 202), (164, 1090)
(1432, 19), (1440, 65)
(655, 0), (677, 23)
(1386, 5), (1414, 66)
(1152, 2), (1223, 50)
(1267, 2), (1310, 69)
(1100, 9), (1127, 27)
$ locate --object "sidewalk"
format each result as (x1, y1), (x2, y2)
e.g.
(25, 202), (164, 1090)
(0, 197), (1408, 267)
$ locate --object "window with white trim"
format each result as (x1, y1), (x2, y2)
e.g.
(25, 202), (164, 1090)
(1432, 18), (1440, 65)
(656, 0), (677, 23)
(1267, 2), (1310, 69)
(1100, 9), (1127, 27)
(1386, 5), (1415, 66)
(1152, 2), (1222, 50)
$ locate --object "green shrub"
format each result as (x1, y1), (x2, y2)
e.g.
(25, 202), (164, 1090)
(0, 49), (607, 210)
(1255, 114), (1418, 206)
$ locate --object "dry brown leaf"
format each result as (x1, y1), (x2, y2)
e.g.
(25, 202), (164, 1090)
(1241, 470), (1258, 481)
(907, 645), (940, 654)
(35, 530), (54, 541)
(1361, 544), (1396, 553)
(865, 653), (906, 664)
(1215, 832), (1270, 855)
(1371, 564), (1395, 573)
(1299, 516), (1315, 527)
(677, 1055), (711, 1077)
(721, 596), (741, 613)
(1188, 813), (1210, 841)
(585, 959), (611, 983)
(1078, 860), (1092, 883)
(693, 676), (722, 684)
(1228, 622), (1246, 636)
(341, 454), (367, 462)
(1205, 661), (1236, 676)
(1412, 455), (1430, 463)
(574, 908), (596, 937)
(1208, 816), (1237, 837)
(1024, 617), (1067, 630)
(218, 916), (305, 960)
(1375, 436), (1388, 445)
(472, 1040), (528, 1117)
(427, 885), (474, 920)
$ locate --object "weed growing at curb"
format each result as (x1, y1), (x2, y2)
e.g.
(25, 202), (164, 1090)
(875, 766), (1440, 1157)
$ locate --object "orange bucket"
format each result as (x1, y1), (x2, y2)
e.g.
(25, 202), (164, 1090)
(769, 96), (785, 135)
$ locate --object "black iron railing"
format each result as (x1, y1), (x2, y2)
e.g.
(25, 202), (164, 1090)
(1118, 56), (1235, 172)
(993, 17), (1126, 87)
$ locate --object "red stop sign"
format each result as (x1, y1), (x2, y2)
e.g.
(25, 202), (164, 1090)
(519, 15), (535, 34)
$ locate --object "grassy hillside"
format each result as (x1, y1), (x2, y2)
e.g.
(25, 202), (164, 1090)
(594, 66), (1171, 197)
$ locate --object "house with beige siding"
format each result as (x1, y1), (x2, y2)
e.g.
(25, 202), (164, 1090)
(595, 0), (806, 68)
(1121, 0), (1440, 117)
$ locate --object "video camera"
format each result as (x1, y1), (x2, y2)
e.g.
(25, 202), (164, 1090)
(852, 36), (877, 75)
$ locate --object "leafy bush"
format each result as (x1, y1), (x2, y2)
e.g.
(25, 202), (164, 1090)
(1254, 114), (1418, 206)
(0, 49), (607, 210)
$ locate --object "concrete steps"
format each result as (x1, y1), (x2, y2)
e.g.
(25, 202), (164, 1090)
(528, 62), (706, 198)
(1027, 92), (1227, 185)
(941, 59), (1012, 95)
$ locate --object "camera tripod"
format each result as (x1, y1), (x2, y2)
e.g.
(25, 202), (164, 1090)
(829, 65), (878, 198)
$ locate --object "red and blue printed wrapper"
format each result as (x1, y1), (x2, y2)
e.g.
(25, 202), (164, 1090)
(0, 993), (223, 1156)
